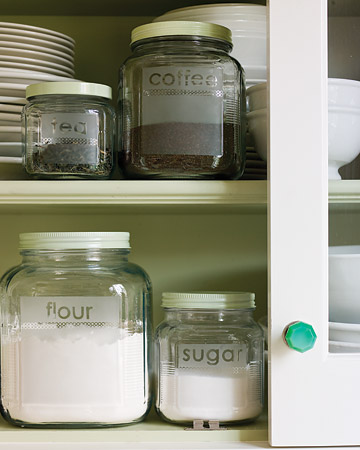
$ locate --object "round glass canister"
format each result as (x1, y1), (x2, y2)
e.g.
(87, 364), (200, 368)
(155, 292), (264, 425)
(0, 232), (152, 428)
(118, 21), (246, 179)
(23, 82), (116, 179)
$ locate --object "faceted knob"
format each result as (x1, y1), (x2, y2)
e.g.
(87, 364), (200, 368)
(283, 321), (317, 353)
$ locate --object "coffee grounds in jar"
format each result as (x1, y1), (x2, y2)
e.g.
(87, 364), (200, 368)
(29, 143), (113, 177)
(121, 122), (243, 179)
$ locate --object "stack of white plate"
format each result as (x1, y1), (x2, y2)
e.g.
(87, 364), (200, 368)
(329, 246), (360, 353)
(153, 3), (267, 88)
(329, 322), (360, 353)
(0, 22), (76, 177)
(243, 146), (267, 180)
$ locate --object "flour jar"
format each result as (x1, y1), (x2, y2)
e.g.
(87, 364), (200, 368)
(118, 21), (246, 179)
(155, 292), (264, 425)
(0, 232), (152, 428)
(23, 82), (115, 179)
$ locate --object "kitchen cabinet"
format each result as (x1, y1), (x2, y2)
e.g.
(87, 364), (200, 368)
(0, 0), (359, 448)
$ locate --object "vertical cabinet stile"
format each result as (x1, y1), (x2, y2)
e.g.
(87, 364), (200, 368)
(268, 0), (335, 446)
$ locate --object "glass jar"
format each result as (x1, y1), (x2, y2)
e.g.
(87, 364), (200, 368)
(118, 21), (246, 179)
(0, 232), (152, 428)
(23, 82), (116, 179)
(155, 292), (264, 425)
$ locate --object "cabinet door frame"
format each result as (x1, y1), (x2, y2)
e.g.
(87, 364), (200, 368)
(268, 0), (360, 446)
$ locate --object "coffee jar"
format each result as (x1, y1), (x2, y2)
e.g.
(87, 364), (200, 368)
(23, 82), (116, 179)
(0, 232), (152, 428)
(155, 292), (264, 425)
(118, 21), (246, 179)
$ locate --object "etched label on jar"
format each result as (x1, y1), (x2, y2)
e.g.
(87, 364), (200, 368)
(177, 343), (247, 369)
(139, 66), (224, 156)
(20, 296), (119, 327)
(41, 113), (99, 142)
(38, 113), (100, 165)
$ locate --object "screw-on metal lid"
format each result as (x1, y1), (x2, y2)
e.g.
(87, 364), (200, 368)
(161, 291), (255, 309)
(26, 82), (112, 100)
(19, 232), (130, 250)
(131, 21), (232, 45)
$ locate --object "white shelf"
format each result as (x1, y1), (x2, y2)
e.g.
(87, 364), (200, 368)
(0, 180), (267, 213)
(329, 180), (360, 203)
(0, 413), (268, 445)
(0, 179), (359, 213)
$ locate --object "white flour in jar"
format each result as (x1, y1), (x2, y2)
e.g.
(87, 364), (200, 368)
(159, 364), (263, 422)
(1, 329), (147, 424)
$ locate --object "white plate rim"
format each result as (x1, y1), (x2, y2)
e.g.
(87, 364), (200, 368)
(0, 125), (21, 132)
(0, 32), (74, 56)
(0, 96), (27, 105)
(0, 55), (74, 75)
(0, 69), (75, 82)
(0, 40), (74, 62)
(0, 156), (22, 163)
(0, 22), (74, 45)
(0, 61), (73, 77)
(0, 46), (74, 69)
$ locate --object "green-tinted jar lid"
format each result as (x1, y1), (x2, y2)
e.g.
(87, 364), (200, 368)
(19, 232), (130, 250)
(161, 291), (255, 309)
(26, 81), (112, 100)
(131, 21), (232, 46)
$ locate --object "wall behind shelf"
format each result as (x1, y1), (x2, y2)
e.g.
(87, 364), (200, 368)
(0, 0), (266, 16)
(0, 211), (267, 325)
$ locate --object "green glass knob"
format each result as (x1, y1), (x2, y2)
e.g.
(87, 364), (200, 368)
(284, 321), (317, 353)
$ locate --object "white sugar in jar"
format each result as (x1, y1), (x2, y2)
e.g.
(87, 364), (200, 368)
(155, 292), (264, 425)
(0, 232), (152, 428)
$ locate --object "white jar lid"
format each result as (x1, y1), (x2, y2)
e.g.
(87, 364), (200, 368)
(131, 21), (232, 45)
(19, 232), (130, 250)
(26, 81), (112, 100)
(161, 291), (255, 309)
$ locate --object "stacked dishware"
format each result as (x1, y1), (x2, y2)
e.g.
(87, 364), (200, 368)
(154, 4), (268, 180)
(153, 3), (267, 88)
(246, 79), (360, 179)
(0, 22), (76, 179)
(329, 245), (360, 353)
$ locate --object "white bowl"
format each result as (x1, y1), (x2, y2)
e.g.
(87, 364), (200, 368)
(329, 245), (360, 324)
(329, 322), (360, 344)
(328, 106), (360, 179)
(246, 82), (266, 111)
(328, 78), (360, 109)
(156, 15), (267, 33)
(246, 109), (267, 161)
(247, 79), (360, 113)
(246, 81), (360, 175)
(231, 35), (266, 68)
(153, 5), (267, 75)
(329, 340), (360, 353)
(154, 3), (266, 18)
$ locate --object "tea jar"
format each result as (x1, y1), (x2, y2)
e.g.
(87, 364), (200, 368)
(0, 232), (152, 428)
(23, 82), (116, 179)
(118, 21), (246, 179)
(155, 292), (264, 425)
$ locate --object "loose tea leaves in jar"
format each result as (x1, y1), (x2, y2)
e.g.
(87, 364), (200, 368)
(30, 143), (113, 176)
(118, 21), (246, 179)
(23, 82), (116, 179)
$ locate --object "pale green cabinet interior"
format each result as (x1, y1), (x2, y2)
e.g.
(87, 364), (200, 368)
(0, 1), (269, 445)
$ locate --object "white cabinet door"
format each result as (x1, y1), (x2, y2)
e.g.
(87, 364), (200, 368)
(268, 0), (360, 446)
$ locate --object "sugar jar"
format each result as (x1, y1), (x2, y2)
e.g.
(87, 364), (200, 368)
(155, 292), (264, 425)
(118, 21), (246, 179)
(0, 232), (152, 428)
(22, 82), (116, 179)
